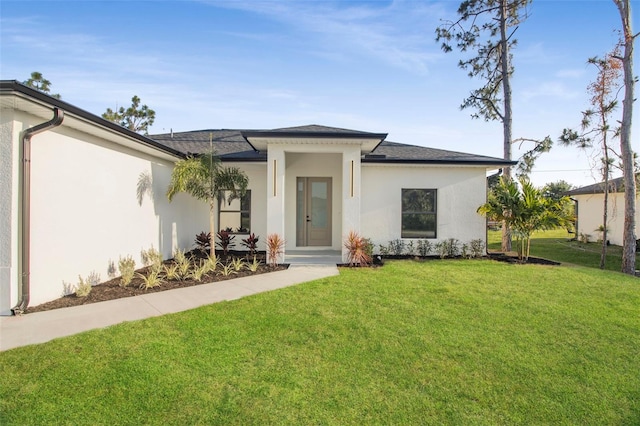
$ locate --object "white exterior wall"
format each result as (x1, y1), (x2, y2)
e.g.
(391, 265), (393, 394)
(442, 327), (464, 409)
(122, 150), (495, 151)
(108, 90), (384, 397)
(361, 164), (488, 248)
(2, 108), (209, 313)
(574, 192), (638, 246)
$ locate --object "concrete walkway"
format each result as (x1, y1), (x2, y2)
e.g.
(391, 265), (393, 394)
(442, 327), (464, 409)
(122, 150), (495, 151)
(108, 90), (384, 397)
(0, 265), (339, 352)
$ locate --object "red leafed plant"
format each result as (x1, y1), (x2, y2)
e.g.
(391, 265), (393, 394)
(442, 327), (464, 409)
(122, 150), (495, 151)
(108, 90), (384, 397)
(266, 234), (285, 268)
(344, 230), (372, 266)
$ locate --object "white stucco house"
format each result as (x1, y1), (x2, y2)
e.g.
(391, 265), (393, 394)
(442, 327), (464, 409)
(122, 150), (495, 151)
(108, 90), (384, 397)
(1, 80), (513, 314)
(567, 176), (639, 246)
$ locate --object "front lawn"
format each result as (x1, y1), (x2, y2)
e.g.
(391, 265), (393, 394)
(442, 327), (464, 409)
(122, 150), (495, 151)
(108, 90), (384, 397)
(1, 261), (638, 424)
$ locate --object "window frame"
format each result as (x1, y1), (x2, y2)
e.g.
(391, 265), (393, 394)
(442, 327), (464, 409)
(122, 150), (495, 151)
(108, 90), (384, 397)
(218, 190), (251, 234)
(401, 188), (437, 239)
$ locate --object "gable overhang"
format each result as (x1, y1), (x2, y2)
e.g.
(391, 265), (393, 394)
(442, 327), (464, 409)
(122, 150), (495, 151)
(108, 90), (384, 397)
(1, 81), (185, 162)
(241, 130), (387, 154)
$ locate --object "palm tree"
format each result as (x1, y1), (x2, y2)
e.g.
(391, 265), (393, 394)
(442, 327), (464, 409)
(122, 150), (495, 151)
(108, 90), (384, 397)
(478, 177), (573, 261)
(167, 151), (248, 256)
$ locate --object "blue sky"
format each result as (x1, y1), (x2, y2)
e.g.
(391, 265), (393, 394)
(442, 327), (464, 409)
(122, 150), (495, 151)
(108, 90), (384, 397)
(1, 0), (636, 187)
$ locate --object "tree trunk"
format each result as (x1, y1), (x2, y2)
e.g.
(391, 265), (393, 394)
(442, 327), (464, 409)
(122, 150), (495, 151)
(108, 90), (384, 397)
(615, 0), (637, 275)
(209, 200), (216, 257)
(499, 0), (514, 252)
(600, 107), (610, 270)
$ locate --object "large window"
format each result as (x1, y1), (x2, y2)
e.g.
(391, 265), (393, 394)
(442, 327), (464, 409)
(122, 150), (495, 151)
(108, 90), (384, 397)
(218, 190), (251, 233)
(401, 189), (437, 238)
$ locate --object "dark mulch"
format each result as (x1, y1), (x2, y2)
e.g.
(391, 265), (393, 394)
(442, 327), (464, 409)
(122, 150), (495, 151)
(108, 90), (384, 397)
(487, 253), (561, 266)
(26, 251), (287, 314)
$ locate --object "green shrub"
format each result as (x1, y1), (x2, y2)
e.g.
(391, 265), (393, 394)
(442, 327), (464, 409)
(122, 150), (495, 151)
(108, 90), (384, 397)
(388, 239), (405, 256)
(435, 238), (460, 258)
(203, 254), (219, 274)
(118, 255), (136, 287)
(188, 261), (209, 282)
(417, 240), (432, 256)
(164, 263), (180, 281)
(469, 239), (485, 258)
(219, 263), (236, 277)
(231, 258), (246, 272)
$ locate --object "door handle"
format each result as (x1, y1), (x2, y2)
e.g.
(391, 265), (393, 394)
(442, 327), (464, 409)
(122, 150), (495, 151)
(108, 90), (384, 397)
(306, 216), (311, 222)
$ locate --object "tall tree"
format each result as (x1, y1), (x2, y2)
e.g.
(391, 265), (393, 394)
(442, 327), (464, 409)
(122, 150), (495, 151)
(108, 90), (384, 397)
(560, 45), (623, 269)
(166, 144), (249, 256)
(436, 0), (536, 253)
(102, 96), (156, 134)
(23, 71), (60, 99)
(613, 0), (637, 275)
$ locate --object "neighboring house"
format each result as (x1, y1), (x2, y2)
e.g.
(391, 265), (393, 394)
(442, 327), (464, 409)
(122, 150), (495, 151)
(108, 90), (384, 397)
(567, 176), (639, 246)
(1, 80), (513, 314)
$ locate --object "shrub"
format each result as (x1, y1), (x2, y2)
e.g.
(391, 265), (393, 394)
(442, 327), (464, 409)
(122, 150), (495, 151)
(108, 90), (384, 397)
(388, 239), (405, 256)
(344, 231), (372, 266)
(137, 270), (163, 290)
(266, 234), (285, 268)
(62, 281), (74, 297)
(231, 257), (246, 272)
(141, 247), (163, 272)
(469, 239), (485, 258)
(188, 261), (209, 282)
(219, 262), (236, 277)
(417, 240), (432, 257)
(435, 238), (460, 258)
(461, 243), (469, 259)
(174, 249), (192, 279)
(202, 254), (219, 274)
(164, 263), (180, 281)
(216, 230), (236, 256)
(378, 244), (390, 256)
(194, 232), (211, 252)
(240, 233), (260, 255)
(406, 240), (415, 256)
(118, 255), (136, 287)
(246, 256), (261, 272)
(75, 275), (92, 297)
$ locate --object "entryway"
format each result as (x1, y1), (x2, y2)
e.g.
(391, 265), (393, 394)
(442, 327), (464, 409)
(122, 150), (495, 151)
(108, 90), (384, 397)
(296, 177), (332, 246)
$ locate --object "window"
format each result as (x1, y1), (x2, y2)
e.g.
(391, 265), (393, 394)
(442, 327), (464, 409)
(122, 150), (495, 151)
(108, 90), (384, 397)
(218, 190), (251, 233)
(401, 189), (436, 238)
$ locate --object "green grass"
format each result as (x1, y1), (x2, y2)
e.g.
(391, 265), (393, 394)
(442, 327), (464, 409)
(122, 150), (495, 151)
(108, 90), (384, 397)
(488, 229), (640, 272)
(1, 261), (639, 425)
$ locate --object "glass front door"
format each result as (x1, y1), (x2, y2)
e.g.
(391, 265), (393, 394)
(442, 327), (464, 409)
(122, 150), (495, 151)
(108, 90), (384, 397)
(296, 177), (332, 246)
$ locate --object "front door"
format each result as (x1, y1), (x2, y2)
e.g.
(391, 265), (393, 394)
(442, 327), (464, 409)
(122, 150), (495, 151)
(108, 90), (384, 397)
(296, 177), (332, 246)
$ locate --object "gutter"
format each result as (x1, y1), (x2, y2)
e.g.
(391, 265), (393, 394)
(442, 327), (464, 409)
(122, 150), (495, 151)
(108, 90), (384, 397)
(12, 108), (64, 315)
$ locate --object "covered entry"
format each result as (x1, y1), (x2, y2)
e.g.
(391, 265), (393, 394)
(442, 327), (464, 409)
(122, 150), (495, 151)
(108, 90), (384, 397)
(296, 177), (332, 246)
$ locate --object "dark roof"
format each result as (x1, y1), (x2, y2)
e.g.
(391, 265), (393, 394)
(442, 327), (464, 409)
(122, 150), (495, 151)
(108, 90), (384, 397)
(566, 176), (629, 195)
(149, 128), (514, 166)
(0, 80), (185, 159)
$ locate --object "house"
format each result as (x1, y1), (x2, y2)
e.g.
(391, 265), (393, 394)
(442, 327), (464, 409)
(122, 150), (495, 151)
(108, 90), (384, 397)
(567, 176), (639, 246)
(1, 80), (514, 314)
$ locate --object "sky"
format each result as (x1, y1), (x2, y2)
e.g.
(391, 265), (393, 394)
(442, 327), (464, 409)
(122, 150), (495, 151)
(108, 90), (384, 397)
(1, 0), (637, 188)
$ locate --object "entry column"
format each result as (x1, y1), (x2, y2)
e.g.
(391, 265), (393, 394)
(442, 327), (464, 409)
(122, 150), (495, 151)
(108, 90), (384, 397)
(266, 145), (286, 263)
(342, 146), (361, 261)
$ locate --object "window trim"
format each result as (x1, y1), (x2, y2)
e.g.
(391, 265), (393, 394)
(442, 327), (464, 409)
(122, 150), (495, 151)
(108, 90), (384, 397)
(218, 190), (251, 234)
(401, 188), (437, 239)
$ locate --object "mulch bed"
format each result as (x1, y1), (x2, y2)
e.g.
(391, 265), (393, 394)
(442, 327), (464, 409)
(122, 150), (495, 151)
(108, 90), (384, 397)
(25, 251), (559, 314)
(26, 251), (287, 314)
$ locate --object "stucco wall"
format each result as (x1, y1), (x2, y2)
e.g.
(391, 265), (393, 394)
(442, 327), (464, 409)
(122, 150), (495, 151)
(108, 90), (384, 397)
(3, 109), (209, 312)
(574, 192), (637, 246)
(0, 108), (18, 315)
(361, 164), (488, 248)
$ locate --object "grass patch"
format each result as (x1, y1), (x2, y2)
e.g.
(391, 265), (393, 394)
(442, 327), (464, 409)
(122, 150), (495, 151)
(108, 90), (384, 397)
(488, 229), (640, 271)
(1, 261), (639, 424)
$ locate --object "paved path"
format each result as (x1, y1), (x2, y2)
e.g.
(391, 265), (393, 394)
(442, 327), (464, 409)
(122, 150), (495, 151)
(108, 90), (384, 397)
(0, 266), (339, 352)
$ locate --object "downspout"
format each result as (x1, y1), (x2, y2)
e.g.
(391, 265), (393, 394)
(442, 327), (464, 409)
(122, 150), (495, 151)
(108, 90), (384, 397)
(12, 108), (64, 315)
(485, 168), (503, 255)
(570, 197), (578, 241)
